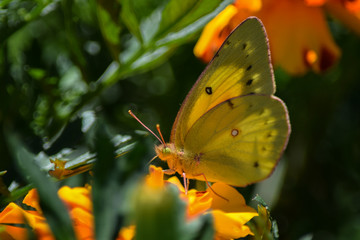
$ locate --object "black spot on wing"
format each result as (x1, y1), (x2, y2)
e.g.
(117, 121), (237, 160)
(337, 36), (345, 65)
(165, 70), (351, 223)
(246, 79), (253, 86)
(205, 87), (212, 95)
(226, 99), (234, 109)
(254, 161), (259, 168)
(246, 65), (252, 71)
(242, 43), (247, 50)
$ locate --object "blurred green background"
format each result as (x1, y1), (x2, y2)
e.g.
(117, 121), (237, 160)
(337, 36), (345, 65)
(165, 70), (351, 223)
(0, 0), (360, 239)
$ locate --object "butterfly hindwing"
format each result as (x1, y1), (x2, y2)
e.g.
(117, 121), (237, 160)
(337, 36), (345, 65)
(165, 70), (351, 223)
(181, 94), (290, 186)
(171, 17), (275, 147)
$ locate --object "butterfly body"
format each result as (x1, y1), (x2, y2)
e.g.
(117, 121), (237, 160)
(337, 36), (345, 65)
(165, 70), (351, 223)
(155, 17), (290, 187)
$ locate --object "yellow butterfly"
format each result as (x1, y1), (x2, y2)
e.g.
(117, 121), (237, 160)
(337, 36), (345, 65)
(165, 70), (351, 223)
(131, 17), (290, 187)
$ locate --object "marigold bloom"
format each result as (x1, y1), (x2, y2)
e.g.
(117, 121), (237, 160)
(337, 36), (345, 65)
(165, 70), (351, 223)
(0, 186), (133, 240)
(0, 166), (258, 240)
(148, 165), (258, 239)
(194, 0), (360, 75)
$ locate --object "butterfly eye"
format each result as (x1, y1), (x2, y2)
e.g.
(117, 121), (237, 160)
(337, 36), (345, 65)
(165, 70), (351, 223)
(163, 147), (172, 154)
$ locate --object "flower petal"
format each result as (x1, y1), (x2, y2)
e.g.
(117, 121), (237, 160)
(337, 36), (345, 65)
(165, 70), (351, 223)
(193, 4), (239, 62)
(209, 183), (257, 214)
(58, 186), (92, 212)
(325, 0), (360, 36)
(258, 0), (340, 74)
(194, 0), (343, 74)
(0, 203), (28, 240)
(146, 165), (165, 188)
(23, 189), (41, 212)
(212, 210), (257, 239)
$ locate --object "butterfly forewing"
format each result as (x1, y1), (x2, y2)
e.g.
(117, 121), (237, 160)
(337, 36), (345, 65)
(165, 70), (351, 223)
(181, 95), (290, 186)
(171, 17), (275, 147)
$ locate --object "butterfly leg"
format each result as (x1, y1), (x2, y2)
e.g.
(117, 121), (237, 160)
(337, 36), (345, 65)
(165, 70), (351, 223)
(163, 169), (176, 175)
(182, 172), (189, 194)
(163, 169), (189, 194)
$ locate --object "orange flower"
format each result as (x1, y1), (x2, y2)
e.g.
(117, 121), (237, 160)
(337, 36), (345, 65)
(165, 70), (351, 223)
(146, 166), (258, 239)
(194, 0), (360, 75)
(0, 186), (134, 240)
(0, 166), (258, 240)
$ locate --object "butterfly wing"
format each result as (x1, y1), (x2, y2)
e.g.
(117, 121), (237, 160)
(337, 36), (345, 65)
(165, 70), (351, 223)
(181, 94), (290, 186)
(171, 17), (275, 147)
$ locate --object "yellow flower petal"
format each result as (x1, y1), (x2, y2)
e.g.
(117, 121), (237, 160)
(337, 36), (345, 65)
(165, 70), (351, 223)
(0, 201), (53, 240)
(194, 0), (347, 75)
(209, 183), (257, 213)
(253, 0), (341, 74)
(234, 0), (262, 11)
(185, 190), (212, 219)
(0, 203), (28, 240)
(194, 4), (238, 62)
(212, 210), (256, 239)
(166, 176), (185, 192)
(23, 189), (41, 213)
(304, 0), (327, 6)
(146, 165), (165, 188)
(58, 186), (92, 212)
(344, 0), (360, 13)
(117, 226), (135, 240)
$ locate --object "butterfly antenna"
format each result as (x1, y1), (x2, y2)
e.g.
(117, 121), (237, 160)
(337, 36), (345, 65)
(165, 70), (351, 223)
(182, 172), (189, 195)
(128, 110), (163, 144)
(146, 155), (158, 166)
(156, 124), (167, 146)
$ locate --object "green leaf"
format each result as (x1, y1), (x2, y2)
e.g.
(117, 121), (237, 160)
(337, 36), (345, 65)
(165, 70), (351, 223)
(115, 0), (232, 80)
(0, 0), (56, 42)
(155, 0), (233, 46)
(96, 1), (122, 57)
(132, 179), (214, 240)
(91, 119), (118, 240)
(0, 184), (33, 207)
(90, 118), (147, 239)
(158, 0), (223, 37)
(186, 214), (214, 240)
(121, 0), (169, 43)
(134, 184), (186, 240)
(6, 132), (76, 240)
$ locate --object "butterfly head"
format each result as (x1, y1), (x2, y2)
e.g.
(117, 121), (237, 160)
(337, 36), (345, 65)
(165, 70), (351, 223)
(155, 143), (176, 161)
